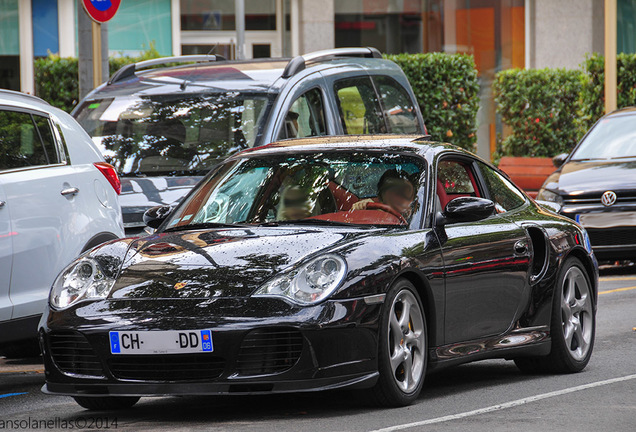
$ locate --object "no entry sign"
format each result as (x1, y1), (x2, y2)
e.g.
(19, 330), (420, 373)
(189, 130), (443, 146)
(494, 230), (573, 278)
(82, 0), (121, 23)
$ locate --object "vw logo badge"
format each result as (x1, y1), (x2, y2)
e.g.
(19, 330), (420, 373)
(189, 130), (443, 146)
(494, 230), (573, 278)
(601, 191), (617, 206)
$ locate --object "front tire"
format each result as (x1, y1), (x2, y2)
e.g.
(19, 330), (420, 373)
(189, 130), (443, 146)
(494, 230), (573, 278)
(372, 279), (427, 407)
(515, 256), (595, 374)
(73, 396), (140, 410)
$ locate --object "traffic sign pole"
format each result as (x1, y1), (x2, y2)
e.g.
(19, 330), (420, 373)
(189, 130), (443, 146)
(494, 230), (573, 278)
(92, 21), (102, 88)
(80, 0), (121, 91)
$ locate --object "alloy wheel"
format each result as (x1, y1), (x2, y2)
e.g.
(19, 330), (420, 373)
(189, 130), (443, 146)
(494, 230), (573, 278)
(387, 289), (426, 393)
(560, 266), (593, 361)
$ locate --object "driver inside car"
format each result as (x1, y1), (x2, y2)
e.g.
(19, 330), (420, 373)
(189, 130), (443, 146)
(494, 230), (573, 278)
(351, 169), (416, 218)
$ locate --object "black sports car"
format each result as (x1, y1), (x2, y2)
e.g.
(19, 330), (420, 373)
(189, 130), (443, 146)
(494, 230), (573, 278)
(538, 107), (636, 261)
(40, 136), (598, 410)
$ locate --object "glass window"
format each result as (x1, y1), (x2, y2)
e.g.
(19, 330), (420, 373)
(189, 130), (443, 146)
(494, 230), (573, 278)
(181, 0), (276, 31)
(571, 116), (636, 160)
(167, 152), (425, 228)
(278, 88), (326, 140)
(74, 93), (273, 176)
(32, 115), (60, 164)
(0, 0), (19, 56)
(437, 160), (476, 195)
(334, 77), (386, 135)
(32, 0), (59, 57)
(478, 162), (525, 213)
(0, 111), (49, 170)
(335, 2), (423, 54)
(374, 76), (421, 134)
(108, 0), (172, 56)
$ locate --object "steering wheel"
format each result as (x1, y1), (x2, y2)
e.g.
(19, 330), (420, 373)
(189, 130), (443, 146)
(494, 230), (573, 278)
(366, 202), (407, 225)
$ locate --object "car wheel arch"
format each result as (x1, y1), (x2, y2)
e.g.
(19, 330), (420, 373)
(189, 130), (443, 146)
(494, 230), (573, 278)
(392, 269), (438, 348)
(561, 247), (598, 309)
(81, 232), (120, 254)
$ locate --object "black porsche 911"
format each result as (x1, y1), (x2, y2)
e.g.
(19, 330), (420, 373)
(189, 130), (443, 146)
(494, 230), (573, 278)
(39, 136), (598, 410)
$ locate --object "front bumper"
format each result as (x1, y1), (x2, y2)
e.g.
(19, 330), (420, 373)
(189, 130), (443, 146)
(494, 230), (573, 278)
(561, 205), (636, 260)
(40, 297), (382, 397)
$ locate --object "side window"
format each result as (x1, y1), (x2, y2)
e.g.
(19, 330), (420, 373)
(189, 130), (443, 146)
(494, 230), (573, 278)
(334, 77), (386, 135)
(32, 115), (60, 164)
(436, 159), (480, 211)
(478, 162), (526, 213)
(0, 110), (55, 170)
(373, 76), (421, 134)
(278, 88), (327, 140)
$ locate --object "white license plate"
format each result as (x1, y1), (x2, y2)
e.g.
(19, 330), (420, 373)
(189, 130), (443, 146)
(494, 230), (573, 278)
(109, 330), (214, 355)
(576, 211), (636, 229)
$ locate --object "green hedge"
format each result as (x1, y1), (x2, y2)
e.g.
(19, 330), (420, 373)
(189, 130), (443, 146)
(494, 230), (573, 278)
(493, 68), (585, 158)
(580, 53), (636, 129)
(34, 45), (161, 113)
(385, 53), (480, 151)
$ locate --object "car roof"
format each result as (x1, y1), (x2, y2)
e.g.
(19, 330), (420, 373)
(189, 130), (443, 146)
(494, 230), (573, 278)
(83, 49), (404, 100)
(234, 135), (460, 159)
(606, 106), (636, 118)
(0, 89), (52, 112)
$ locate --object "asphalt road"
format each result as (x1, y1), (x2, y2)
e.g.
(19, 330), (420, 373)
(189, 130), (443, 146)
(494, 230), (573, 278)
(1, 270), (635, 432)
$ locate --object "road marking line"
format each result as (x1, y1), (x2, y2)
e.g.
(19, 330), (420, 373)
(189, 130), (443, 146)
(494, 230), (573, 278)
(599, 286), (636, 295)
(599, 276), (636, 282)
(369, 374), (636, 432)
(0, 392), (27, 399)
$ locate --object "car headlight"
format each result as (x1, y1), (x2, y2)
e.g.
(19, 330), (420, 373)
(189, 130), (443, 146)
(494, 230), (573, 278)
(254, 254), (347, 305)
(50, 258), (116, 309)
(536, 189), (563, 205)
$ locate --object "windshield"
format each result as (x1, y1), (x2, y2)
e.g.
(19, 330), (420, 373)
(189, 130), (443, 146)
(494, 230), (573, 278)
(74, 93), (272, 176)
(571, 115), (636, 160)
(165, 151), (425, 228)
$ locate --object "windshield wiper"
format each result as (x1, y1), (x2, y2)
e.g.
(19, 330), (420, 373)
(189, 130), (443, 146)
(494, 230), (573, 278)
(164, 222), (249, 232)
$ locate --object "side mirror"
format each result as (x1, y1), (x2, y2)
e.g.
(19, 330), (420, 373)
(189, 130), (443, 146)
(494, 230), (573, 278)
(552, 153), (568, 168)
(437, 197), (495, 225)
(143, 205), (173, 229)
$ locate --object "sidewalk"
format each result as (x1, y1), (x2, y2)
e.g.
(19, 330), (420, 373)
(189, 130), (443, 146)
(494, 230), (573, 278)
(0, 357), (44, 374)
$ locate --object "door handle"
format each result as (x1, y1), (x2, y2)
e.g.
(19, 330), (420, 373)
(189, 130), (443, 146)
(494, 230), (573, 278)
(61, 187), (80, 196)
(514, 240), (528, 254)
(0, 200), (5, 208)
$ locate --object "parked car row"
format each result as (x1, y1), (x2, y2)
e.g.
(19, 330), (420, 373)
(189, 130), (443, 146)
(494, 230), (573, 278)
(6, 46), (636, 412)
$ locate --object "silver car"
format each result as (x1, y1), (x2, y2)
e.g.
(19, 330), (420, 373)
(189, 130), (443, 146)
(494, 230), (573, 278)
(0, 90), (124, 357)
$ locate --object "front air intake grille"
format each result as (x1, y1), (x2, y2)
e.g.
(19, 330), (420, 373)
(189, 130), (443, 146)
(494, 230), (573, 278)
(108, 355), (225, 381)
(236, 328), (303, 376)
(49, 332), (105, 377)
(587, 227), (636, 247)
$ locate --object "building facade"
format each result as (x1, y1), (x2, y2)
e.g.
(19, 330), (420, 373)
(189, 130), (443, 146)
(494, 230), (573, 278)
(2, 0), (635, 159)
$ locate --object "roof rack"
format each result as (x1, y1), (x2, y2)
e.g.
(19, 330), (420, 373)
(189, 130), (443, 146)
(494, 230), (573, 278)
(107, 54), (227, 85)
(282, 47), (382, 78)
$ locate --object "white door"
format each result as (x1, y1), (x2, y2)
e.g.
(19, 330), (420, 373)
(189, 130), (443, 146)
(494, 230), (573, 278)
(0, 183), (12, 322)
(0, 109), (87, 319)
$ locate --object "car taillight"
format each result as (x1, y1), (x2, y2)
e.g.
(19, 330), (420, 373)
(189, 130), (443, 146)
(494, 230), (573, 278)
(94, 162), (121, 195)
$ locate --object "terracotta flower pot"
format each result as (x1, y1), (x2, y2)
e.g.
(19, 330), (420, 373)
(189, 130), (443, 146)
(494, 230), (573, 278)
(498, 156), (556, 198)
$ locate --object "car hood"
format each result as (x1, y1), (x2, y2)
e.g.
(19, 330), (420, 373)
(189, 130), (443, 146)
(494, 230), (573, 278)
(546, 159), (636, 195)
(109, 226), (371, 300)
(120, 176), (202, 227)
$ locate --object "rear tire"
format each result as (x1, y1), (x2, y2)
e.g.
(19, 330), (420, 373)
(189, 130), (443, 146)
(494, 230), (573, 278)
(73, 396), (140, 410)
(371, 279), (427, 407)
(515, 256), (595, 374)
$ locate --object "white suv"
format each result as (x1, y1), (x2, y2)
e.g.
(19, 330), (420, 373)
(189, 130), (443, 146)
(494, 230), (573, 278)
(0, 90), (124, 357)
